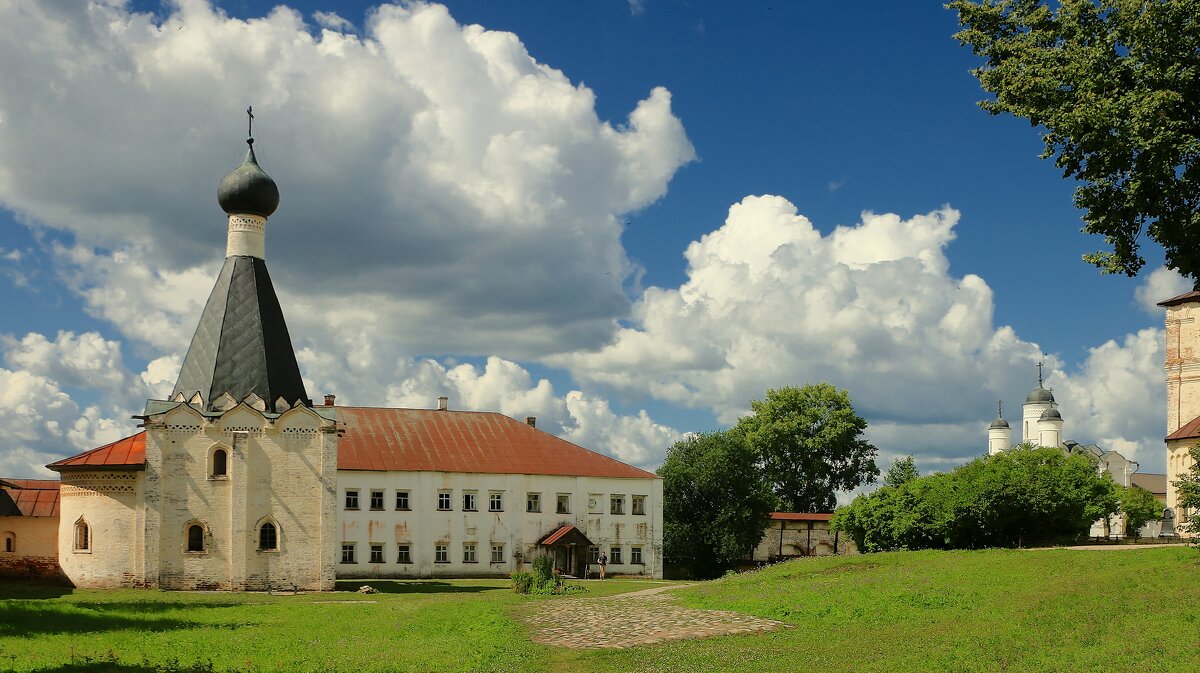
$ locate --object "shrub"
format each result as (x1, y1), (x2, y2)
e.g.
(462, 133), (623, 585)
(510, 571), (534, 594)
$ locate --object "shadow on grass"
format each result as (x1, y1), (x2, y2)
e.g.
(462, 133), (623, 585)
(9, 657), (220, 673)
(334, 579), (504, 594)
(0, 581), (74, 600)
(0, 601), (247, 637)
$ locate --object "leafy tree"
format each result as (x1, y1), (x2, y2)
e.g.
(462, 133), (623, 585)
(735, 384), (879, 512)
(883, 455), (920, 488)
(949, 0), (1200, 281)
(1171, 445), (1200, 534)
(834, 446), (1120, 550)
(1119, 484), (1165, 538)
(657, 430), (777, 579)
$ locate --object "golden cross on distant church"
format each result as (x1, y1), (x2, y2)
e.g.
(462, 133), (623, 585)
(246, 106), (255, 145)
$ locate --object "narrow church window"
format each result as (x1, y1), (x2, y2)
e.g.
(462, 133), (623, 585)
(212, 449), (228, 477)
(187, 524), (204, 552)
(3, 533), (14, 553)
(260, 523), (278, 551)
(74, 520), (90, 551)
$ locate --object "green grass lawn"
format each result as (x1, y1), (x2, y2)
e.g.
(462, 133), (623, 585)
(4, 548), (1199, 673)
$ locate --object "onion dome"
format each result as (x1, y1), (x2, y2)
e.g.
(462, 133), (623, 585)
(989, 416), (1010, 430)
(1025, 384), (1055, 404)
(217, 145), (279, 217)
(1039, 407), (1062, 422)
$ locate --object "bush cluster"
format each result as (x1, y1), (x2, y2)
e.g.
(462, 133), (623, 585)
(511, 554), (587, 595)
(832, 446), (1120, 551)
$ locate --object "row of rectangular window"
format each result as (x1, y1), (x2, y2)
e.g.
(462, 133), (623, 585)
(344, 489), (648, 515)
(339, 542), (645, 565)
(341, 542), (506, 564)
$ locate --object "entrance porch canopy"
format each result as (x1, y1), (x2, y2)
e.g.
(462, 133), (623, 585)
(538, 524), (593, 548)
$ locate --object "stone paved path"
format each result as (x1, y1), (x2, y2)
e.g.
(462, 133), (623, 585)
(520, 583), (790, 649)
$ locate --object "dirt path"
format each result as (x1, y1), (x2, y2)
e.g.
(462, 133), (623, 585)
(519, 583), (789, 649)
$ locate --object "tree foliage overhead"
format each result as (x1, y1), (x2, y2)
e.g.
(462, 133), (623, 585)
(657, 430), (777, 579)
(950, 0), (1200, 282)
(735, 384), (879, 512)
(832, 446), (1121, 551)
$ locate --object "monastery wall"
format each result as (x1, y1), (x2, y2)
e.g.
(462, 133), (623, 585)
(0, 514), (63, 581)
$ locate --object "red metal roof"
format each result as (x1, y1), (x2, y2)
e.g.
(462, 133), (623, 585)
(46, 432), (146, 471)
(769, 512), (833, 522)
(336, 407), (656, 478)
(1167, 414), (1200, 441)
(1158, 290), (1200, 307)
(538, 524), (594, 547)
(0, 479), (61, 517)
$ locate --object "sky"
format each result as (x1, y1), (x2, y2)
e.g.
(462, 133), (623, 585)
(0, 0), (1187, 489)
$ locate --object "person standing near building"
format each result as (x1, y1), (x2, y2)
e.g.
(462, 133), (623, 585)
(598, 551), (608, 579)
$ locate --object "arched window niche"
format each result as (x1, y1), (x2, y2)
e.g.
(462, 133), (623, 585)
(208, 445), (230, 479)
(2, 532), (14, 553)
(184, 520), (208, 554)
(256, 517), (280, 552)
(73, 518), (90, 553)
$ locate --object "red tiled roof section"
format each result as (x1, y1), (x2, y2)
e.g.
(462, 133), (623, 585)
(0, 479), (61, 517)
(46, 432), (146, 471)
(1158, 290), (1200, 307)
(539, 524), (594, 547)
(336, 407), (656, 479)
(769, 512), (833, 522)
(1167, 415), (1200, 441)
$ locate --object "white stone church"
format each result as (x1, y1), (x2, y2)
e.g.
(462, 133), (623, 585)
(986, 369), (1167, 537)
(0, 132), (662, 589)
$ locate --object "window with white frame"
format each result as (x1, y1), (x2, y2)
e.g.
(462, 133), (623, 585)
(556, 493), (570, 514)
(437, 491), (452, 511)
(463, 543), (477, 563)
(395, 490), (410, 510)
(345, 490), (359, 510)
(527, 492), (541, 513)
(341, 543), (356, 563)
(610, 495), (625, 515)
(610, 546), (622, 564)
(463, 491), (477, 512)
(370, 544), (384, 563)
(211, 448), (228, 478)
(588, 545), (600, 563)
(397, 544), (412, 563)
(369, 490), (384, 511)
(435, 544), (449, 563)
(631, 546), (643, 564)
(491, 543), (504, 563)
(632, 495), (646, 515)
(489, 492), (503, 512)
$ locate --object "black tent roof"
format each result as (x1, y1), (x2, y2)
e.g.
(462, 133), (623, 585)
(171, 255), (310, 410)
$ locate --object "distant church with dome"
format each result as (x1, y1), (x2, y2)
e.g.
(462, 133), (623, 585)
(986, 367), (1168, 537)
(0, 120), (663, 588)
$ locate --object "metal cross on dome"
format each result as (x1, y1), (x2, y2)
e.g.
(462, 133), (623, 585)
(246, 106), (254, 145)
(1036, 360), (1045, 384)
(997, 399), (1003, 417)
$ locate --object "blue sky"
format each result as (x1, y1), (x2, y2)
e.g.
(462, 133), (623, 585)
(0, 1), (1182, 483)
